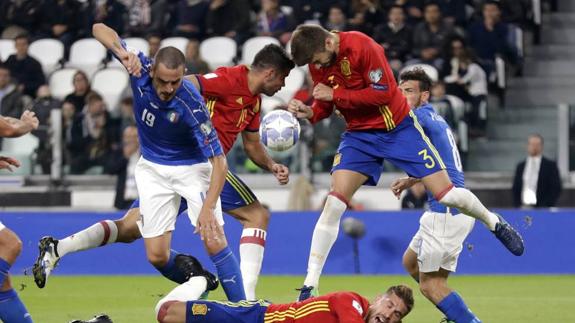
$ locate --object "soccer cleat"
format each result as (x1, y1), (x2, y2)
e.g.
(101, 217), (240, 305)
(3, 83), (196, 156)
(69, 314), (113, 323)
(175, 254), (219, 291)
(32, 236), (60, 288)
(297, 285), (319, 301)
(493, 213), (525, 256)
(440, 319), (455, 323)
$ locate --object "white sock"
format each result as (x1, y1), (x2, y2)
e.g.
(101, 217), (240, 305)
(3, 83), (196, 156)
(57, 220), (119, 257)
(303, 194), (347, 288)
(239, 228), (266, 300)
(155, 276), (207, 316)
(439, 187), (499, 230)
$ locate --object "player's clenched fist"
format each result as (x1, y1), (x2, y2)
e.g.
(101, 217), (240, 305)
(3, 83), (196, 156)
(287, 99), (313, 119)
(0, 156), (20, 172)
(271, 163), (289, 185)
(312, 83), (334, 101)
(120, 51), (142, 77)
(20, 110), (39, 130)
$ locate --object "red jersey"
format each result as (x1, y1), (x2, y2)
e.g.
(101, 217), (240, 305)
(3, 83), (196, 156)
(309, 31), (410, 131)
(264, 292), (370, 323)
(196, 65), (261, 154)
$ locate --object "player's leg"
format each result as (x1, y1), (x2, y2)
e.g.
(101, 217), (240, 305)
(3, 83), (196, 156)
(403, 245), (420, 282)
(222, 172), (268, 300)
(0, 226), (33, 322)
(32, 204), (142, 288)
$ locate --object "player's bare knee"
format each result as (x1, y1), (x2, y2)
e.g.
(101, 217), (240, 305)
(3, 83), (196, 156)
(156, 300), (181, 323)
(204, 236), (227, 256)
(0, 230), (22, 259)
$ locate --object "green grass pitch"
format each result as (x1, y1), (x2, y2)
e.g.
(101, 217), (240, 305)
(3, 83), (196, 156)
(14, 275), (575, 323)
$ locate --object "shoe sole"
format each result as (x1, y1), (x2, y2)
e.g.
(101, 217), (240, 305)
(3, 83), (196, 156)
(32, 237), (53, 288)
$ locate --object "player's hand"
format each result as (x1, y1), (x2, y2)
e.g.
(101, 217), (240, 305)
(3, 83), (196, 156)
(195, 207), (224, 242)
(390, 177), (417, 199)
(20, 110), (39, 130)
(287, 99), (313, 119)
(271, 163), (289, 185)
(120, 51), (142, 77)
(312, 83), (334, 101)
(0, 156), (20, 172)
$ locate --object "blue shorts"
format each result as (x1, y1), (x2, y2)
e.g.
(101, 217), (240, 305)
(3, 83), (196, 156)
(185, 299), (268, 323)
(332, 111), (445, 185)
(130, 171), (257, 214)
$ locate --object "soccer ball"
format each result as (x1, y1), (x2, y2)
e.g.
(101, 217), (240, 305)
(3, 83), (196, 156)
(259, 110), (301, 151)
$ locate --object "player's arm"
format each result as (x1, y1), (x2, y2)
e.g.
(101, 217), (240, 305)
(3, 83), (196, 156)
(287, 98), (333, 124)
(329, 39), (397, 109)
(200, 153), (228, 240)
(0, 110), (39, 137)
(241, 130), (289, 185)
(330, 292), (370, 323)
(92, 23), (141, 77)
(185, 71), (229, 98)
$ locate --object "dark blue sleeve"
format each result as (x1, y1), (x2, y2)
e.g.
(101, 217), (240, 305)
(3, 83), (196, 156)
(112, 39), (152, 79)
(182, 85), (223, 158)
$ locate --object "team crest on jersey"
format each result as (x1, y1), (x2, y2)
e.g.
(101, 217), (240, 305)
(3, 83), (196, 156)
(340, 58), (352, 77)
(200, 120), (213, 136)
(191, 303), (208, 315)
(333, 153), (341, 166)
(369, 68), (383, 83)
(236, 97), (243, 105)
(168, 111), (179, 123)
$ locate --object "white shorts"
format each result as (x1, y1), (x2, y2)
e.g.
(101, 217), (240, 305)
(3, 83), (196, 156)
(408, 211), (475, 273)
(135, 157), (224, 238)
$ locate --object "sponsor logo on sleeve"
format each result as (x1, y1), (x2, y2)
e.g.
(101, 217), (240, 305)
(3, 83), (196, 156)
(200, 120), (213, 136)
(371, 84), (388, 91)
(191, 303), (208, 315)
(368, 68), (383, 83)
(204, 73), (218, 79)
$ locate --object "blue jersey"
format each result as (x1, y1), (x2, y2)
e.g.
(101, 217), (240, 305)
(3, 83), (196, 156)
(414, 104), (465, 213)
(119, 40), (223, 165)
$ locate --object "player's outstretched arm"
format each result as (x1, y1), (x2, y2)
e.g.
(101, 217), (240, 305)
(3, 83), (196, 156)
(92, 23), (141, 77)
(196, 154), (228, 241)
(0, 110), (39, 137)
(241, 131), (289, 185)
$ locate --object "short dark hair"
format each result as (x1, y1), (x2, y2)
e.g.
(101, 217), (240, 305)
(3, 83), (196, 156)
(252, 44), (295, 74)
(399, 67), (433, 92)
(389, 4), (405, 13)
(529, 133), (544, 145)
(290, 25), (331, 66)
(0, 63), (9, 72)
(14, 33), (29, 43)
(154, 46), (186, 70)
(86, 91), (103, 104)
(121, 96), (134, 106)
(483, 0), (501, 9)
(386, 285), (414, 315)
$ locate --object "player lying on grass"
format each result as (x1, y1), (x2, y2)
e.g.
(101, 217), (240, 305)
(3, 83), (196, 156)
(394, 68), (482, 323)
(33, 41), (294, 301)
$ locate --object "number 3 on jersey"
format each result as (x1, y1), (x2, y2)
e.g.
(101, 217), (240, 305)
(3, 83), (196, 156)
(142, 108), (155, 127)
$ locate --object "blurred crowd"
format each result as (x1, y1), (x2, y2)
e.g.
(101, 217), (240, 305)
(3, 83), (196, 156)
(0, 0), (550, 176)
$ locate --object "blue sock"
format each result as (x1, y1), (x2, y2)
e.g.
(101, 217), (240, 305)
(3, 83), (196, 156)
(0, 258), (11, 288)
(0, 289), (33, 323)
(154, 250), (188, 284)
(210, 246), (245, 301)
(437, 292), (482, 323)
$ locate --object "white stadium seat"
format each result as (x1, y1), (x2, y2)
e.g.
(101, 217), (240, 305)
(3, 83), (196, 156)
(0, 134), (39, 175)
(274, 67), (305, 104)
(241, 36), (280, 65)
(29, 39), (64, 75)
(200, 37), (237, 70)
(0, 39), (15, 61)
(400, 63), (439, 82)
(49, 68), (78, 100)
(68, 38), (107, 78)
(92, 68), (130, 113)
(160, 37), (188, 54)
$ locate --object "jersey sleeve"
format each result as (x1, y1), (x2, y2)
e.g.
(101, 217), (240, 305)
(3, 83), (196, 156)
(184, 85), (224, 158)
(332, 37), (396, 109)
(195, 70), (231, 98)
(245, 98), (261, 132)
(329, 292), (370, 323)
(114, 39), (152, 79)
(308, 67), (336, 124)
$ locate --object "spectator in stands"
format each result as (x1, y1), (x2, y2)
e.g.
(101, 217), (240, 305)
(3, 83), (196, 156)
(401, 181), (427, 209)
(61, 99), (82, 170)
(372, 5), (413, 72)
(93, 0), (127, 37)
(0, 0), (42, 39)
(39, 0), (80, 59)
(346, 0), (381, 34)
(512, 134), (562, 208)
(444, 49), (487, 137)
(69, 92), (120, 174)
(4, 34), (46, 98)
(146, 33), (161, 58)
(381, 0), (425, 26)
(429, 81), (456, 131)
(284, 0), (342, 25)
(64, 70), (92, 115)
(185, 39), (210, 75)
(108, 125), (140, 209)
(31, 85), (61, 174)
(410, 1), (455, 70)
(173, 0), (209, 39)
(256, 0), (296, 44)
(323, 5), (349, 32)
(205, 0), (252, 44)
(0, 64), (24, 119)
(124, 0), (167, 37)
(435, 0), (467, 27)
(119, 97), (135, 131)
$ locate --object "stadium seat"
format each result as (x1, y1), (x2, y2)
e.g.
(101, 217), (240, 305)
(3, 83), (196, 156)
(49, 68), (78, 100)
(29, 39), (64, 75)
(160, 37), (188, 54)
(446, 94), (468, 153)
(274, 67), (306, 103)
(241, 36), (280, 65)
(400, 63), (439, 82)
(0, 133), (39, 175)
(261, 96), (285, 115)
(68, 38), (107, 78)
(200, 37), (237, 70)
(0, 39), (15, 61)
(91, 68), (130, 113)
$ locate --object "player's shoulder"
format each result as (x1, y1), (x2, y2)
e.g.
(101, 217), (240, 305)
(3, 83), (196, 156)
(341, 31), (377, 47)
(325, 292), (370, 313)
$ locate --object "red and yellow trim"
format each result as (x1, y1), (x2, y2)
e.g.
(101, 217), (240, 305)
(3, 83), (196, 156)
(264, 301), (330, 322)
